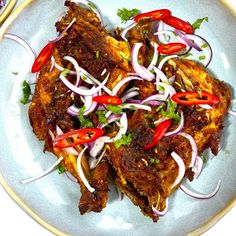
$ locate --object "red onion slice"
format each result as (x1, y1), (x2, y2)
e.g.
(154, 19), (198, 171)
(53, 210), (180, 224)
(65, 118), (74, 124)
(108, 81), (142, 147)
(60, 72), (109, 96)
(154, 117), (170, 126)
(50, 56), (56, 72)
(121, 91), (139, 102)
(152, 198), (169, 216)
(49, 17), (76, 43)
(54, 60), (76, 75)
(21, 157), (64, 184)
(199, 104), (213, 110)
(127, 99), (162, 106)
(174, 30), (202, 51)
(121, 103), (152, 111)
(147, 42), (159, 71)
(171, 152), (186, 189)
(71, 0), (104, 26)
(112, 76), (143, 95)
(141, 94), (167, 104)
(89, 149), (107, 170)
(98, 114), (122, 129)
(228, 99), (236, 116)
(113, 113), (128, 141)
(65, 171), (78, 183)
(158, 55), (178, 70)
(89, 136), (111, 158)
(192, 156), (203, 179)
(121, 22), (137, 41)
(156, 21), (169, 44)
(185, 34), (212, 67)
(168, 75), (176, 85)
(156, 81), (176, 98)
(132, 43), (155, 81)
(178, 132), (198, 168)
(165, 111), (184, 136)
(180, 180), (221, 199)
(77, 146), (95, 192)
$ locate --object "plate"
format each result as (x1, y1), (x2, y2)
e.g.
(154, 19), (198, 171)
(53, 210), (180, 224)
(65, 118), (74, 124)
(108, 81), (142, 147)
(0, 0), (236, 235)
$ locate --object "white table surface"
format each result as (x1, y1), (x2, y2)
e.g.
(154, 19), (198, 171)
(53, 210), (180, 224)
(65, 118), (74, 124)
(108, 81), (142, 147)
(0, 184), (235, 236)
(0, 0), (235, 235)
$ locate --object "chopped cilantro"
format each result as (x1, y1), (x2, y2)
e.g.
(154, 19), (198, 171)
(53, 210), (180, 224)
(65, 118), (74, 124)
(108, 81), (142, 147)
(201, 154), (207, 163)
(61, 69), (70, 77)
(199, 55), (206, 60)
(119, 51), (131, 61)
(57, 164), (65, 174)
(181, 52), (193, 58)
(192, 17), (208, 30)
(77, 107), (94, 128)
(201, 43), (208, 48)
(148, 155), (160, 165)
(20, 80), (31, 105)
(95, 50), (100, 59)
(107, 105), (122, 114)
(156, 105), (163, 113)
(96, 110), (108, 124)
(12, 71), (19, 75)
(158, 85), (165, 92)
(159, 98), (180, 123)
(129, 105), (136, 109)
(88, 2), (96, 10)
(117, 8), (140, 23)
(141, 29), (149, 34)
(114, 133), (133, 148)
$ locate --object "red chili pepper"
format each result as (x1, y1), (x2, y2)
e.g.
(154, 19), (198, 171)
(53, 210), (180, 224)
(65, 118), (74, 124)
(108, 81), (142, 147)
(93, 95), (123, 105)
(53, 128), (104, 148)
(134, 9), (171, 23)
(158, 42), (186, 55)
(31, 43), (56, 73)
(163, 15), (193, 34)
(144, 119), (172, 150)
(171, 91), (220, 106)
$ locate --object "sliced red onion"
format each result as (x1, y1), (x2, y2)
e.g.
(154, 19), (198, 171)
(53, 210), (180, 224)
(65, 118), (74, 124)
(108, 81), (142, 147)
(154, 117), (170, 126)
(127, 99), (162, 106)
(192, 156), (203, 179)
(141, 94), (167, 104)
(117, 187), (124, 201)
(180, 180), (221, 199)
(65, 171), (78, 183)
(153, 66), (169, 84)
(77, 146), (95, 192)
(49, 17), (76, 43)
(50, 56), (56, 72)
(89, 149), (106, 170)
(71, 0), (104, 26)
(98, 114), (122, 129)
(158, 55), (178, 70)
(101, 68), (107, 76)
(121, 91), (139, 102)
(156, 21), (169, 44)
(171, 152), (186, 189)
(56, 126), (79, 156)
(48, 129), (55, 141)
(147, 42), (159, 71)
(156, 81), (176, 98)
(84, 101), (98, 115)
(132, 43), (155, 81)
(228, 99), (236, 116)
(165, 111), (184, 136)
(152, 198), (169, 216)
(168, 75), (176, 85)
(121, 103), (152, 111)
(112, 76), (143, 96)
(54, 60), (76, 75)
(21, 157), (63, 184)
(121, 22), (137, 41)
(178, 132), (198, 168)
(60, 72), (109, 96)
(185, 34), (212, 67)
(4, 33), (36, 67)
(199, 104), (213, 110)
(174, 30), (202, 51)
(113, 113), (128, 141)
(89, 136), (111, 158)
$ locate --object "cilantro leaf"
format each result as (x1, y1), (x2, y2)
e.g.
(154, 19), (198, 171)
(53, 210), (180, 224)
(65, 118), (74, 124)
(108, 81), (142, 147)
(148, 155), (160, 165)
(61, 69), (70, 77)
(57, 164), (65, 174)
(114, 133), (133, 148)
(117, 8), (140, 23)
(192, 17), (208, 30)
(107, 105), (122, 114)
(96, 110), (108, 124)
(77, 107), (94, 128)
(20, 80), (31, 105)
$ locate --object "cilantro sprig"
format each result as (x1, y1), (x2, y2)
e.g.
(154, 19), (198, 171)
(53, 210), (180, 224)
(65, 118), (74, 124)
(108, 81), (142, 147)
(117, 8), (140, 23)
(114, 133), (133, 148)
(77, 106), (94, 128)
(20, 80), (31, 105)
(192, 17), (208, 30)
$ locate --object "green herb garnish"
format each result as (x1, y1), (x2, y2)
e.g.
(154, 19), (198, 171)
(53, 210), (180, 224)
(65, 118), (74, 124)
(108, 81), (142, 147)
(61, 69), (70, 77)
(181, 52), (193, 58)
(114, 133), (133, 148)
(96, 110), (108, 124)
(117, 8), (140, 23)
(57, 164), (65, 174)
(20, 80), (31, 105)
(77, 106), (94, 128)
(107, 105), (122, 114)
(201, 154), (207, 163)
(201, 43), (208, 48)
(12, 71), (19, 75)
(148, 155), (160, 165)
(119, 51), (131, 61)
(192, 17), (208, 30)
(199, 55), (206, 60)
(95, 50), (100, 59)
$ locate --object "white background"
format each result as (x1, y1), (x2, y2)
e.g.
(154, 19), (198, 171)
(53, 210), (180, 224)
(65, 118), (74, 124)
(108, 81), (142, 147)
(0, 184), (235, 236)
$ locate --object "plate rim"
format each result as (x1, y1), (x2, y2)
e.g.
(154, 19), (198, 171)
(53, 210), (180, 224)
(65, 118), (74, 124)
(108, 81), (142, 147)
(0, 0), (236, 235)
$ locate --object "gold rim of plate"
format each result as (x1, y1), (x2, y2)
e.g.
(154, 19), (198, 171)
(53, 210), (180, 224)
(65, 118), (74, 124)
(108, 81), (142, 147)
(0, 0), (235, 235)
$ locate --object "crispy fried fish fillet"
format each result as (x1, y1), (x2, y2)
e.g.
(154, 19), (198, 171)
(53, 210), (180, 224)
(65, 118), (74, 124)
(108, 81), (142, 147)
(29, 1), (132, 215)
(107, 59), (231, 222)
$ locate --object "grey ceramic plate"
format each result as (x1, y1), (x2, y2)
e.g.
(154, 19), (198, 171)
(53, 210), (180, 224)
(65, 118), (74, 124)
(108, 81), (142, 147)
(0, 0), (236, 235)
